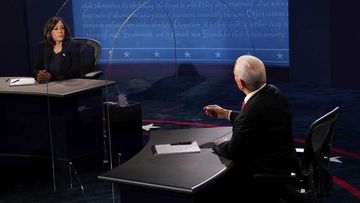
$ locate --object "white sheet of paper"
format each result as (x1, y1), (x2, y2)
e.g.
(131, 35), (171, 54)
(142, 123), (160, 131)
(9, 78), (36, 86)
(153, 141), (200, 155)
(330, 156), (342, 163)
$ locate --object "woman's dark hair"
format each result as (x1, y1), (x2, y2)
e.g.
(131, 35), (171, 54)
(42, 17), (71, 40)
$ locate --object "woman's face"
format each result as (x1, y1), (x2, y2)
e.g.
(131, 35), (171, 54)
(51, 21), (65, 43)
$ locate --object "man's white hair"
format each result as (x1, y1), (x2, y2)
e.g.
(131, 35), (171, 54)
(234, 55), (266, 91)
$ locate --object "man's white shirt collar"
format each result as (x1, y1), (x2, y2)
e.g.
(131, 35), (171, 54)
(227, 83), (267, 121)
(243, 83), (267, 104)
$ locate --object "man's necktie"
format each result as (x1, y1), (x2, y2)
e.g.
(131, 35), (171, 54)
(241, 100), (246, 110)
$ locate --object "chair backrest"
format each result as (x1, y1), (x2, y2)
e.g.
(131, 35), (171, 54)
(72, 37), (101, 75)
(301, 106), (339, 199)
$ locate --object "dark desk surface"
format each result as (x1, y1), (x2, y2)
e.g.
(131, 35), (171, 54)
(0, 77), (116, 97)
(98, 126), (233, 194)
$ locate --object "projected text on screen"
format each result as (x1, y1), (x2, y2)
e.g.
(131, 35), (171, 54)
(72, 0), (289, 66)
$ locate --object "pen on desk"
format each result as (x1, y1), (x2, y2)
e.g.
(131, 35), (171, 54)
(170, 141), (193, 145)
(11, 79), (20, 84)
(5, 78), (10, 83)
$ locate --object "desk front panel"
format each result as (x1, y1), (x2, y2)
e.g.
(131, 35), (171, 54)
(0, 89), (103, 169)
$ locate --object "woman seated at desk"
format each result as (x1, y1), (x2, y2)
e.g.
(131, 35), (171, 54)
(33, 17), (82, 83)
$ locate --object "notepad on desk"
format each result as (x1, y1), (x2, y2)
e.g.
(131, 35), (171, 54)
(152, 141), (201, 155)
(9, 78), (36, 86)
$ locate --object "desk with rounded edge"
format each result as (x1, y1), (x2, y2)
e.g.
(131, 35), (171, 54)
(98, 126), (233, 203)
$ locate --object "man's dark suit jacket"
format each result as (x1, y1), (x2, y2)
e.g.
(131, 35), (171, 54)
(213, 84), (299, 175)
(34, 39), (82, 80)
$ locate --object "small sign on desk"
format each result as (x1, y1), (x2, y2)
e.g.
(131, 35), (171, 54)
(152, 141), (200, 155)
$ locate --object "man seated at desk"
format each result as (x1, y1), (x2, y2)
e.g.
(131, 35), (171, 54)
(203, 55), (299, 202)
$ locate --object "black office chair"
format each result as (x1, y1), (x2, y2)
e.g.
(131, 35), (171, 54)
(254, 106), (340, 203)
(72, 37), (103, 79)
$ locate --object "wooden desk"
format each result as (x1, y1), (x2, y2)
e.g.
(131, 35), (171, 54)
(98, 126), (233, 203)
(0, 77), (116, 188)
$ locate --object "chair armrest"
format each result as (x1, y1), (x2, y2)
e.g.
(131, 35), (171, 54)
(85, 70), (103, 79)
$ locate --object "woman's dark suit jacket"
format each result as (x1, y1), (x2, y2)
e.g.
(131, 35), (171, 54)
(213, 84), (299, 175)
(33, 39), (82, 80)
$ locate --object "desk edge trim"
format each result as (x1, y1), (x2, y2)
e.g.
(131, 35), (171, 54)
(192, 167), (228, 191)
(98, 167), (228, 194)
(98, 176), (193, 194)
